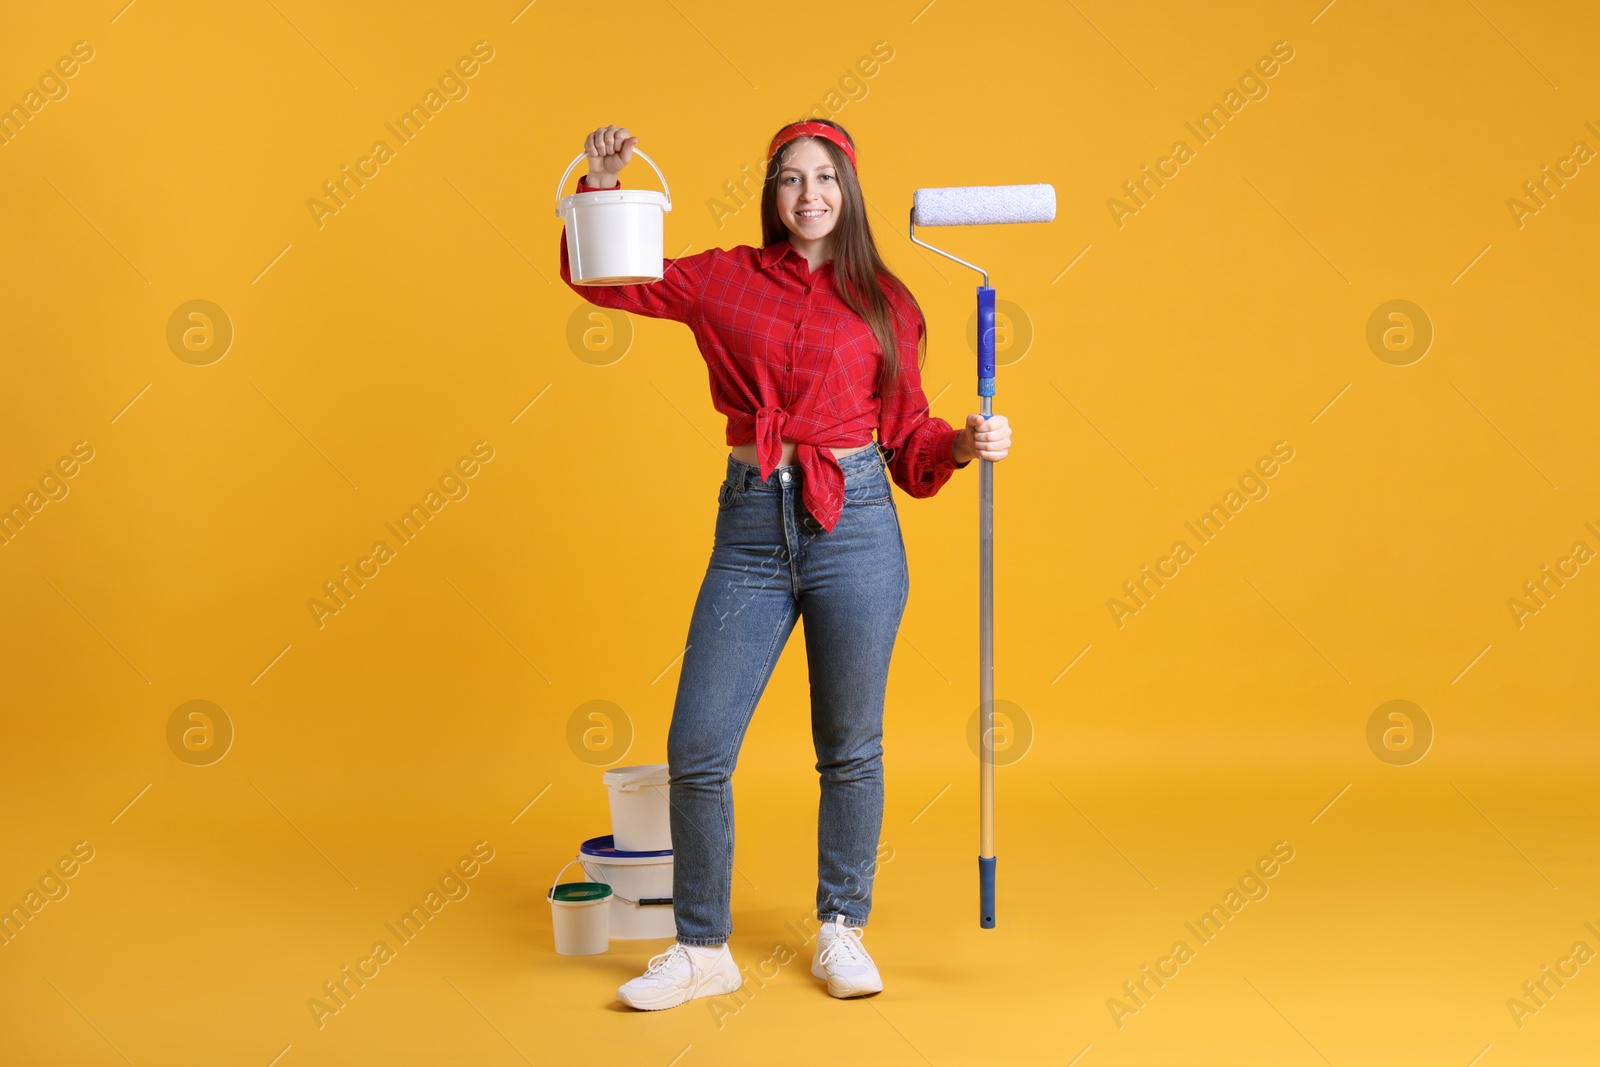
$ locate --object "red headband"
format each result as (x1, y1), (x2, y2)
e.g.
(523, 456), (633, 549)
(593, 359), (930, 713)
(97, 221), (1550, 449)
(766, 121), (857, 174)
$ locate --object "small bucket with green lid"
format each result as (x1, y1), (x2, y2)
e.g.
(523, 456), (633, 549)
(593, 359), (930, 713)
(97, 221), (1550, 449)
(548, 858), (612, 955)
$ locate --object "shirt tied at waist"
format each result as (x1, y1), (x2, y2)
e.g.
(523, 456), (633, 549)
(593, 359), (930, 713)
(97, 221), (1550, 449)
(754, 403), (863, 533)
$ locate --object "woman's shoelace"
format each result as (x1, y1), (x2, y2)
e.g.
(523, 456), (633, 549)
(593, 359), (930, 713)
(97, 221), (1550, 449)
(819, 926), (869, 967)
(644, 943), (693, 976)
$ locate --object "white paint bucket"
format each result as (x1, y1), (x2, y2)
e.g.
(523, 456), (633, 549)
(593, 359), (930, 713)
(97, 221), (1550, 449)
(554, 149), (673, 285)
(579, 834), (675, 940)
(603, 764), (672, 853)
(547, 859), (611, 956)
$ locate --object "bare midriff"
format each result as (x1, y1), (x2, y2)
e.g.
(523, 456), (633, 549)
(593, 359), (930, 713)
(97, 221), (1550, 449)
(730, 440), (873, 467)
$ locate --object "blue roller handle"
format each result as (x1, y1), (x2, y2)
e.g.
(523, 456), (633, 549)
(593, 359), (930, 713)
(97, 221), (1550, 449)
(977, 286), (996, 395)
(979, 856), (996, 928)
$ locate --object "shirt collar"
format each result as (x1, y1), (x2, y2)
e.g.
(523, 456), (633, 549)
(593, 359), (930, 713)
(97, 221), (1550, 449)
(760, 240), (834, 278)
(759, 241), (791, 268)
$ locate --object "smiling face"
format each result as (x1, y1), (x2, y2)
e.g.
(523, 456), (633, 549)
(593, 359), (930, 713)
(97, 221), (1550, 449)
(774, 138), (843, 246)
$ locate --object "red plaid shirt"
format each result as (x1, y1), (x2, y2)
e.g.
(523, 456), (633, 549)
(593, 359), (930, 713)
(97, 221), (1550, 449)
(559, 173), (968, 532)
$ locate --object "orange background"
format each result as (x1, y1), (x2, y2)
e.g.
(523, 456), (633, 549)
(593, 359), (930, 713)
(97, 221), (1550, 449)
(1, 1), (1597, 1064)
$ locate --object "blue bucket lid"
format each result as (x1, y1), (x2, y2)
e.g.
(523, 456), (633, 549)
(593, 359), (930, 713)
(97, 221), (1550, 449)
(580, 834), (672, 859)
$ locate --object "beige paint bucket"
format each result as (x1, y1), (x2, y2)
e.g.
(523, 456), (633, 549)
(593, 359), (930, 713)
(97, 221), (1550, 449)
(603, 763), (672, 853)
(547, 859), (611, 956)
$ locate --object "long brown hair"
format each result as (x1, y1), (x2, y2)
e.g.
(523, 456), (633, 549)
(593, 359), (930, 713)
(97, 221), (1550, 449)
(759, 118), (924, 400)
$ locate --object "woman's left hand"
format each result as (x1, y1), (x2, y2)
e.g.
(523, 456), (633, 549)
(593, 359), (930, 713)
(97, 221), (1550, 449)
(955, 412), (1011, 464)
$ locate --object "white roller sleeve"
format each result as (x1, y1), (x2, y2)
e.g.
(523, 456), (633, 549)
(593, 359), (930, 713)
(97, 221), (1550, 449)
(913, 184), (1056, 227)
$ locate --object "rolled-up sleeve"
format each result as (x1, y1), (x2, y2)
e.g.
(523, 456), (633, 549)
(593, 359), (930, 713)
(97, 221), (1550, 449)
(877, 303), (970, 498)
(557, 174), (716, 324)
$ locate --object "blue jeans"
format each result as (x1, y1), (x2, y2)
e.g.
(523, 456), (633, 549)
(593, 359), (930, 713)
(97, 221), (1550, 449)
(667, 442), (909, 946)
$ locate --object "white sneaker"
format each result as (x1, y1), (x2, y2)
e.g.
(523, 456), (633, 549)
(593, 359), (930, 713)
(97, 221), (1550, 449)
(616, 942), (742, 1011)
(811, 919), (883, 997)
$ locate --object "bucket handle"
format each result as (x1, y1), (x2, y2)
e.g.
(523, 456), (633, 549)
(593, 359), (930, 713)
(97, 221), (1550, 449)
(549, 857), (608, 901)
(554, 148), (672, 216)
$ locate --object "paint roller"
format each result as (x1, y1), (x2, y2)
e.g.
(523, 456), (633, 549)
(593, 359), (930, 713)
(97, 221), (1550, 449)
(908, 183), (1056, 930)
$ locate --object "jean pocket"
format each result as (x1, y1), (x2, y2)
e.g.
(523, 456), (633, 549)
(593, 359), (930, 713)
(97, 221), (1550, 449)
(843, 470), (891, 507)
(717, 481), (739, 511)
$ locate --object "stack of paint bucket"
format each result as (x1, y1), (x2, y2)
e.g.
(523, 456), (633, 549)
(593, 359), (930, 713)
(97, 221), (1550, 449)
(548, 764), (675, 955)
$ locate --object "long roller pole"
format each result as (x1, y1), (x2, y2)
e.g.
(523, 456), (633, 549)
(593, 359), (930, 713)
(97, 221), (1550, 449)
(976, 284), (996, 929)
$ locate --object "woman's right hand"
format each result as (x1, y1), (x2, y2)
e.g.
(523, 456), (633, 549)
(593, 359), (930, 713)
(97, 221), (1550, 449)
(584, 125), (637, 188)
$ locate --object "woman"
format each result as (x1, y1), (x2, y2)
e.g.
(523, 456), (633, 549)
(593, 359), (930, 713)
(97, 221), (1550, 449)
(558, 119), (1012, 1010)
